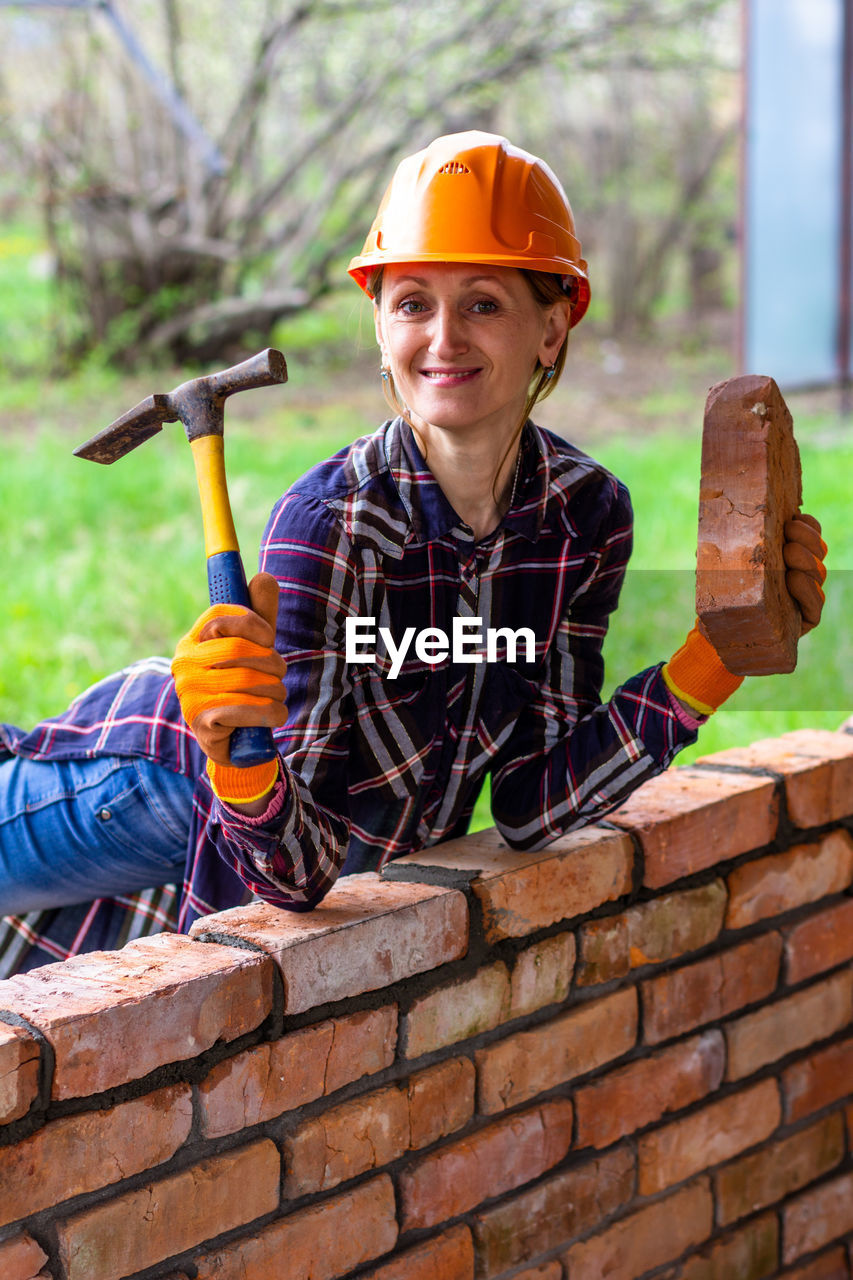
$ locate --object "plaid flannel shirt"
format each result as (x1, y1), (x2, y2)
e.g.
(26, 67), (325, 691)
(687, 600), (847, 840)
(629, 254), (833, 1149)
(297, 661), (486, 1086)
(0, 417), (698, 974)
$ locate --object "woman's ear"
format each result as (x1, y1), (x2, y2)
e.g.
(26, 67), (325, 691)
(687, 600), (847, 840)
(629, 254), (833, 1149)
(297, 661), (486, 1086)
(538, 300), (570, 368)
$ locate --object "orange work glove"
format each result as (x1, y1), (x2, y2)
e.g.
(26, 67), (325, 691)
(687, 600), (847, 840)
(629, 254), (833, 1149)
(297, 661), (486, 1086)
(171, 573), (287, 804)
(783, 513), (827, 634)
(662, 623), (744, 716)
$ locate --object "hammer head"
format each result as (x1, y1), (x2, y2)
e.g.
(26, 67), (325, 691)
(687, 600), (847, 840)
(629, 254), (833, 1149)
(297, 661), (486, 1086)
(74, 348), (288, 464)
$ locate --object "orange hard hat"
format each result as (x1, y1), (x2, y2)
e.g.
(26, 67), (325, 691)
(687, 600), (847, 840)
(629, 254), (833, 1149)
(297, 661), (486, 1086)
(348, 131), (590, 326)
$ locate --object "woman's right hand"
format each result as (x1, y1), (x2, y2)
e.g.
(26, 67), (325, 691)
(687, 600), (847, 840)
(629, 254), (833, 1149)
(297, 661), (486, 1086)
(171, 572), (288, 767)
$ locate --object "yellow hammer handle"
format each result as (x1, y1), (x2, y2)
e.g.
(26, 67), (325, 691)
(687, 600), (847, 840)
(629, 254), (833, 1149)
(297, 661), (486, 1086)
(189, 435), (240, 558)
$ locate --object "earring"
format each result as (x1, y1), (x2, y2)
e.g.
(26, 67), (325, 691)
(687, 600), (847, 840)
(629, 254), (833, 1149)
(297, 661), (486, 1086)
(544, 364), (556, 381)
(380, 365), (391, 382)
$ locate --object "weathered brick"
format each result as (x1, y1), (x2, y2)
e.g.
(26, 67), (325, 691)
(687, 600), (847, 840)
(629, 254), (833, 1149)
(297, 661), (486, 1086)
(511, 1265), (563, 1280)
(725, 970), (853, 1081)
(198, 1006), (396, 1139)
(783, 1171), (853, 1264)
(192, 1174), (397, 1280)
(576, 914), (630, 986)
(284, 1083), (410, 1196)
(673, 1213), (778, 1280)
(779, 1249), (851, 1280)
(0, 1082), (192, 1227)
(562, 1178), (714, 1280)
(510, 933), (575, 1018)
(476, 987), (637, 1113)
(191, 874), (468, 1013)
(726, 831), (853, 929)
(0, 1232), (50, 1280)
(696, 373), (802, 674)
(609, 767), (778, 887)
(400, 1097), (573, 1230)
(407, 1057), (475, 1150)
(0, 934), (272, 1101)
(637, 1078), (781, 1195)
(698, 729), (853, 826)
(402, 962), (510, 1058)
(56, 1139), (279, 1280)
(576, 883), (728, 988)
(641, 932), (782, 1044)
(626, 880), (728, 965)
(785, 899), (853, 984)
(388, 824), (633, 939)
(715, 1112), (845, 1225)
(357, 1225), (474, 1280)
(473, 1145), (634, 1276)
(783, 1036), (853, 1121)
(574, 1030), (725, 1149)
(0, 1020), (40, 1125)
(325, 1005), (398, 1093)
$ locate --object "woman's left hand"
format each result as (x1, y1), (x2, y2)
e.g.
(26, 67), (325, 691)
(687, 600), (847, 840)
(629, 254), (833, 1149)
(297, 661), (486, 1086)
(784, 513), (827, 634)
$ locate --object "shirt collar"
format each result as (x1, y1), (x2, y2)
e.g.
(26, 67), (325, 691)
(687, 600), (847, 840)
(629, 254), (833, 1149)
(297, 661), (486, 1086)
(384, 417), (551, 548)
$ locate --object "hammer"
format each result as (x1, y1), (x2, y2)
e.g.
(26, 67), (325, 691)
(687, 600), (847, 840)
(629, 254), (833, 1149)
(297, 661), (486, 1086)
(73, 348), (288, 766)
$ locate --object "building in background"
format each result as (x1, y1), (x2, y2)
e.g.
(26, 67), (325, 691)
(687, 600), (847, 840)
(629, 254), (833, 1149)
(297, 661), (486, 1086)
(744, 0), (853, 389)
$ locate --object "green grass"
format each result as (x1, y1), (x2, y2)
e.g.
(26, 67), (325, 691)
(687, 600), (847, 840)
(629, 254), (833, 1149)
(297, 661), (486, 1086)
(0, 406), (367, 726)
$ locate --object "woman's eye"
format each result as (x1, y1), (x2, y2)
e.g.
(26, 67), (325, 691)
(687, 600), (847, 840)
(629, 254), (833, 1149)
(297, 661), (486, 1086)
(397, 299), (427, 315)
(471, 299), (498, 314)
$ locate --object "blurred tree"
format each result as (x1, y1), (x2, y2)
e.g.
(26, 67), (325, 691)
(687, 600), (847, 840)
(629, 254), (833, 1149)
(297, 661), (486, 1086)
(3, 0), (736, 364)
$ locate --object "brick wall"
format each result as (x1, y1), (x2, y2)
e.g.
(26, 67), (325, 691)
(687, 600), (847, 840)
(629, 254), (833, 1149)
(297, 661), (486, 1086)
(1, 726), (852, 1280)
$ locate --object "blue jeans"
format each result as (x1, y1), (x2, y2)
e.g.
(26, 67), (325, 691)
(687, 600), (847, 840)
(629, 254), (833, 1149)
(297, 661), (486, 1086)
(0, 754), (194, 914)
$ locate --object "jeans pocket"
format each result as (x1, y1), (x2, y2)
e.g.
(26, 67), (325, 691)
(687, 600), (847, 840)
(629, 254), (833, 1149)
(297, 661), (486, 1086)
(78, 761), (188, 875)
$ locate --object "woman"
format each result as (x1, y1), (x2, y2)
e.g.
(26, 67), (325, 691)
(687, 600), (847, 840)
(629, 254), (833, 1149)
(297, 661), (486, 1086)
(0, 132), (827, 973)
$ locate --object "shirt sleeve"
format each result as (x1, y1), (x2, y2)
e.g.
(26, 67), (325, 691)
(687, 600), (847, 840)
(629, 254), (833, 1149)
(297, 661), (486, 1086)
(489, 476), (699, 848)
(208, 491), (361, 909)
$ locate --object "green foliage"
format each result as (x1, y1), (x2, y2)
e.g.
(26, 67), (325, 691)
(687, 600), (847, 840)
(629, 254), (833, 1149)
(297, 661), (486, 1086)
(1, 0), (738, 366)
(0, 220), (52, 373)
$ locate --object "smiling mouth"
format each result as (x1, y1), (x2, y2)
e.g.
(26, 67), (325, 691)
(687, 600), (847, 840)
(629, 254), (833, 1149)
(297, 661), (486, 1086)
(420, 368), (480, 382)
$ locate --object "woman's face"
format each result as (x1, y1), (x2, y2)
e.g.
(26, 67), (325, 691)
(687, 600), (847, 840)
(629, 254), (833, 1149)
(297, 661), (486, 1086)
(374, 263), (569, 446)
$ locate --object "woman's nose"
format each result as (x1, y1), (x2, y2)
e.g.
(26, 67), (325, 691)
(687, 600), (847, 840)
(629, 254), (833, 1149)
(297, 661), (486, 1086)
(428, 306), (468, 358)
